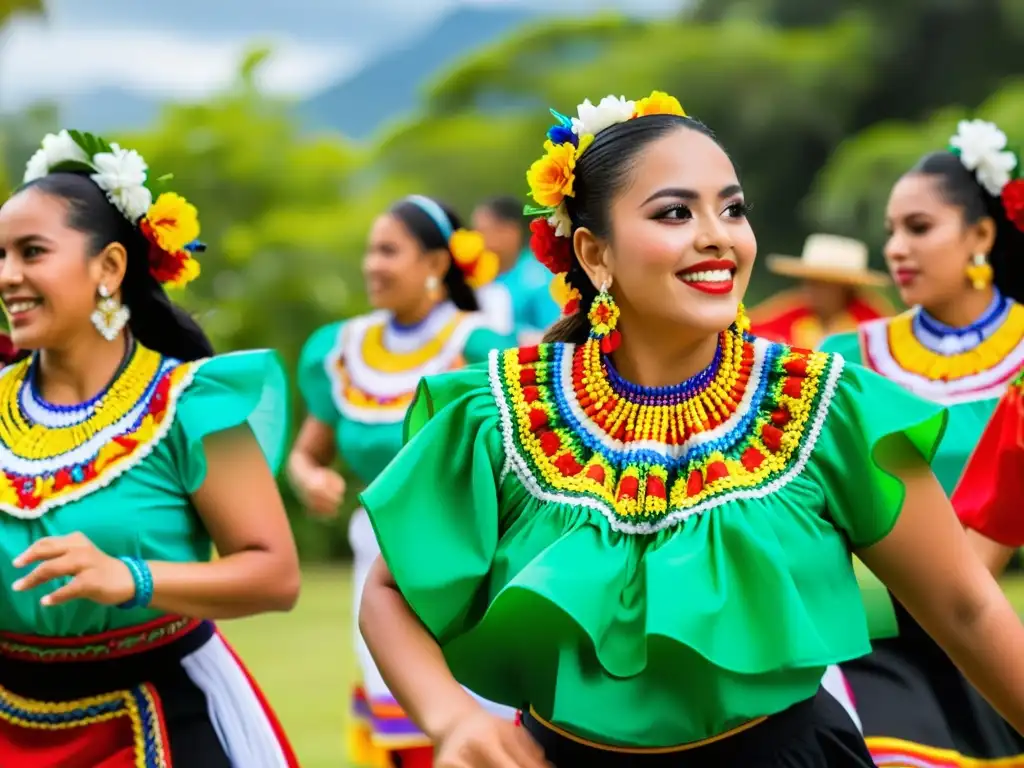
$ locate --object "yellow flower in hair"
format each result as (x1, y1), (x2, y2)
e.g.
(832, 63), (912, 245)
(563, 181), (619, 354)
(549, 271), (581, 315)
(633, 91), (686, 119)
(449, 229), (500, 289)
(527, 140), (577, 208)
(141, 192), (200, 254)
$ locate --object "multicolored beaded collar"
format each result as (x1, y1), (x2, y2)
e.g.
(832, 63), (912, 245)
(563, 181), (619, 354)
(860, 295), (1024, 405)
(327, 302), (485, 424)
(0, 343), (196, 518)
(489, 330), (842, 534)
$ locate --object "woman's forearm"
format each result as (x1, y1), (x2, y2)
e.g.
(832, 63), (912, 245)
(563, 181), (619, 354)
(919, 576), (1024, 733)
(145, 550), (300, 619)
(359, 568), (481, 741)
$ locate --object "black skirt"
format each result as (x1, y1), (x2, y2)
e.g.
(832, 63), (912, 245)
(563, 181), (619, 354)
(521, 688), (874, 767)
(841, 600), (1024, 766)
(0, 616), (297, 768)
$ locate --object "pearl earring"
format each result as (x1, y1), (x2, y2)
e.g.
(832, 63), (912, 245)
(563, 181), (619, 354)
(90, 285), (130, 341)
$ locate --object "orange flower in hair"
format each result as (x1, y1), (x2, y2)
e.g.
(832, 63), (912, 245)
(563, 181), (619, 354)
(449, 229), (499, 288)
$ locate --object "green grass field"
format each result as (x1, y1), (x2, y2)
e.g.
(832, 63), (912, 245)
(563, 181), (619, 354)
(219, 565), (1024, 768)
(220, 566), (356, 768)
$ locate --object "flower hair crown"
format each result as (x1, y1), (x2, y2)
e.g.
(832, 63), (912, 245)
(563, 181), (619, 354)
(22, 130), (205, 289)
(523, 91), (687, 312)
(402, 195), (499, 289)
(948, 119), (1024, 232)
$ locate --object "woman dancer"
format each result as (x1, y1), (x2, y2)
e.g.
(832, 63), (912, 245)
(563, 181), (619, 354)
(821, 119), (1024, 766)
(288, 195), (516, 768)
(357, 92), (1024, 766)
(0, 131), (300, 766)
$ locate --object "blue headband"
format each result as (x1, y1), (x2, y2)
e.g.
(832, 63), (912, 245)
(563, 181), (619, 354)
(403, 195), (454, 241)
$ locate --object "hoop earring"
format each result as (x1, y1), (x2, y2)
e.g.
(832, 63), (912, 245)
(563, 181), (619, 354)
(588, 280), (621, 354)
(90, 285), (130, 342)
(735, 302), (751, 334)
(966, 252), (993, 291)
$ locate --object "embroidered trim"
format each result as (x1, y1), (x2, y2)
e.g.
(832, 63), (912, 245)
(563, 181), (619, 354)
(0, 615), (201, 663)
(860, 305), (1024, 405)
(326, 305), (484, 424)
(0, 345), (202, 519)
(866, 736), (1024, 767)
(488, 335), (843, 534)
(0, 681), (171, 767)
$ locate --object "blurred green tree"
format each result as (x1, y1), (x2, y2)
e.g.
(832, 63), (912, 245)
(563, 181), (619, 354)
(115, 47), (365, 558)
(810, 79), (1024, 251)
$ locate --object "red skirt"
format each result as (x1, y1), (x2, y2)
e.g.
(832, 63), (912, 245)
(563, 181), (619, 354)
(0, 616), (299, 768)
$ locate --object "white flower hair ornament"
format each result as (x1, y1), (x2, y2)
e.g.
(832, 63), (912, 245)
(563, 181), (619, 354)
(949, 119), (1019, 197)
(21, 130), (206, 289)
(948, 119), (1024, 235)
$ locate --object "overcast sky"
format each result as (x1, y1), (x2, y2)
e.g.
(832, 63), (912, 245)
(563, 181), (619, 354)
(0, 0), (680, 110)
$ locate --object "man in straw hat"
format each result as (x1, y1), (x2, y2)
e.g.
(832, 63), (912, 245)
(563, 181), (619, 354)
(749, 234), (895, 349)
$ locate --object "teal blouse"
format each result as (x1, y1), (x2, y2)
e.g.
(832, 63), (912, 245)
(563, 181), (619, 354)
(0, 344), (289, 636)
(297, 305), (514, 485)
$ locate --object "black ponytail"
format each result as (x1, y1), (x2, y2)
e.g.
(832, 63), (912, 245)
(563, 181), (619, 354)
(390, 198), (480, 312)
(542, 113), (726, 344)
(912, 151), (1024, 303)
(19, 172), (214, 361)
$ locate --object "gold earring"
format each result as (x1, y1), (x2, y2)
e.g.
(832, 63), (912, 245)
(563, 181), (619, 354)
(90, 285), (130, 341)
(735, 302), (751, 334)
(966, 252), (993, 291)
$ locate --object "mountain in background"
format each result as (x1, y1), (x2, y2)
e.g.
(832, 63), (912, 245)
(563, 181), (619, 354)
(57, 6), (538, 140)
(297, 5), (538, 139)
(61, 86), (161, 135)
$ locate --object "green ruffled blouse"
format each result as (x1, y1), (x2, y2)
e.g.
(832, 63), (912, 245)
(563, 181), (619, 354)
(361, 336), (947, 747)
(0, 344), (288, 636)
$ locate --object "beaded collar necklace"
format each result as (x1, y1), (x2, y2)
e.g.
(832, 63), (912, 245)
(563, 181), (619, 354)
(20, 336), (136, 427)
(0, 342), (191, 518)
(491, 329), (839, 533)
(602, 340), (724, 407)
(569, 328), (748, 449)
(911, 290), (1010, 356)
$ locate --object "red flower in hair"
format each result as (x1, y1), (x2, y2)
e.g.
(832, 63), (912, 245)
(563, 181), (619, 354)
(529, 218), (574, 275)
(1002, 179), (1024, 232)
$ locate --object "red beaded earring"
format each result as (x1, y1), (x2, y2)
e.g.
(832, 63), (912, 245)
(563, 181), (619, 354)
(588, 280), (621, 353)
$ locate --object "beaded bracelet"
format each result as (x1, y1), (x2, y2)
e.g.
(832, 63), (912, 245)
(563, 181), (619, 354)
(117, 556), (154, 610)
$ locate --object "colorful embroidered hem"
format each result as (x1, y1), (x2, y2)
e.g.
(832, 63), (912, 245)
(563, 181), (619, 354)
(349, 685), (431, 750)
(867, 736), (1024, 767)
(859, 304), (1024, 404)
(0, 344), (199, 518)
(326, 306), (484, 424)
(0, 615), (201, 663)
(489, 332), (843, 534)
(0, 681), (170, 767)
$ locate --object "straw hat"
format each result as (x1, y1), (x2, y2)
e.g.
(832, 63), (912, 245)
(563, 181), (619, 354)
(766, 234), (889, 287)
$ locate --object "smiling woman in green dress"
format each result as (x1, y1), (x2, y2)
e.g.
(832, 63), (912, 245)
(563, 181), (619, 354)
(287, 195), (517, 768)
(820, 119), (1024, 767)
(0, 131), (300, 767)
(356, 92), (1024, 767)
